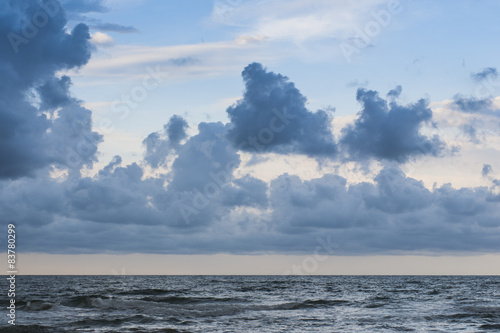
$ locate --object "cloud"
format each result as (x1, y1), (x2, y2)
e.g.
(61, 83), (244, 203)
(0, 0), (98, 179)
(268, 166), (500, 253)
(37, 76), (75, 110)
(482, 164), (493, 178)
(226, 63), (337, 157)
(90, 31), (114, 47)
(1, 1), (499, 256)
(453, 95), (493, 113)
(59, 0), (107, 13)
(6, 154), (500, 254)
(143, 115), (189, 168)
(461, 123), (480, 143)
(90, 22), (139, 33)
(472, 67), (498, 82)
(346, 79), (369, 88)
(211, 0), (388, 42)
(340, 88), (445, 162)
(387, 85), (402, 99)
(168, 121), (240, 192)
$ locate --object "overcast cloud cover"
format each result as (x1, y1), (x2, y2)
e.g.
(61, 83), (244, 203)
(1, 0), (500, 255)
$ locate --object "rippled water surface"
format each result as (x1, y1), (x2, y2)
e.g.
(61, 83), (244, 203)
(1, 275), (499, 332)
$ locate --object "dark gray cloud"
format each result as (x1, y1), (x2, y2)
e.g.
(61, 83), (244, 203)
(226, 63), (337, 157)
(387, 85), (402, 99)
(472, 67), (498, 82)
(90, 23), (139, 33)
(6, 161), (500, 254)
(166, 115), (189, 144)
(267, 166), (500, 253)
(221, 175), (268, 208)
(0, 0), (98, 178)
(453, 95), (493, 113)
(37, 75), (75, 110)
(340, 88), (445, 162)
(452, 95), (500, 120)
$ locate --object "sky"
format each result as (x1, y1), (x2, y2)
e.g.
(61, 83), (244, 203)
(1, 0), (500, 274)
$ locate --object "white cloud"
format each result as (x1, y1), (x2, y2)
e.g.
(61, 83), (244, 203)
(211, 0), (392, 42)
(91, 32), (115, 47)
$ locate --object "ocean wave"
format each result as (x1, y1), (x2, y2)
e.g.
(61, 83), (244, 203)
(252, 299), (350, 311)
(0, 325), (67, 333)
(139, 296), (245, 304)
(69, 314), (154, 327)
(117, 288), (176, 296)
(60, 295), (111, 309)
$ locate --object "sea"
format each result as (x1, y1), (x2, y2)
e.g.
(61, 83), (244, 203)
(1, 275), (499, 332)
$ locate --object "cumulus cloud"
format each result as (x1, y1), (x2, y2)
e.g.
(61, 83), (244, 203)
(1, 3), (499, 255)
(268, 166), (500, 253)
(37, 76), (75, 110)
(226, 63), (337, 157)
(340, 88), (445, 162)
(143, 115), (189, 168)
(0, 0), (98, 178)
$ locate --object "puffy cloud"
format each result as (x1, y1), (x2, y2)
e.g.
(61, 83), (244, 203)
(166, 115), (189, 145)
(268, 166), (500, 253)
(37, 75), (75, 110)
(143, 115), (189, 168)
(221, 175), (268, 208)
(340, 88), (445, 162)
(5, 158), (500, 254)
(226, 63), (337, 157)
(46, 104), (102, 173)
(168, 121), (239, 192)
(90, 31), (114, 47)
(0, 0), (97, 178)
(0, 2), (498, 256)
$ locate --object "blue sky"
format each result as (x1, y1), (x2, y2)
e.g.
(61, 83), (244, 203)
(1, 0), (500, 273)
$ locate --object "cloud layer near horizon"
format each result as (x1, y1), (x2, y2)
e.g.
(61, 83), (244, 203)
(1, 0), (499, 255)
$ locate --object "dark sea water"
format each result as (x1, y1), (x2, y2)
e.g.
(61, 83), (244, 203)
(1, 275), (499, 332)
